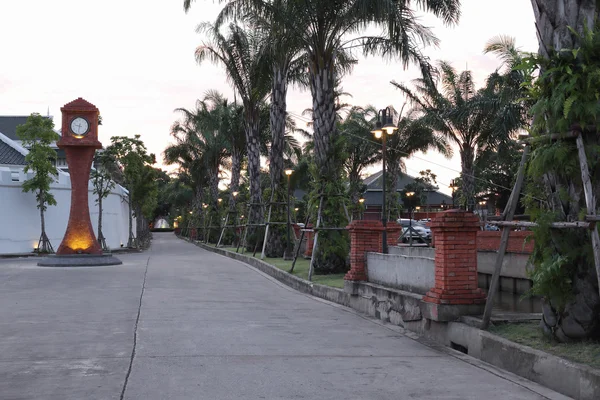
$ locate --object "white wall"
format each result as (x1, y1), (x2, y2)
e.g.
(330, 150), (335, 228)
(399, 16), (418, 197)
(367, 252), (435, 295)
(0, 167), (133, 254)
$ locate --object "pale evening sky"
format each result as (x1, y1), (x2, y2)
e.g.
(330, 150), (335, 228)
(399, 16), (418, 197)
(0, 0), (538, 194)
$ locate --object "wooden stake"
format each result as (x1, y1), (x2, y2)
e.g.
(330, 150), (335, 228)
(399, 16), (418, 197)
(576, 134), (600, 299)
(260, 199), (273, 260)
(481, 145), (530, 329)
(308, 196), (324, 282)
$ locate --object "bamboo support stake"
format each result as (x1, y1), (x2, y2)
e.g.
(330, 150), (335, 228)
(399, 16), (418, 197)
(308, 196), (324, 282)
(487, 220), (590, 229)
(260, 199), (274, 260)
(216, 213), (229, 248)
(481, 145), (530, 329)
(576, 134), (600, 299)
(290, 211), (312, 273)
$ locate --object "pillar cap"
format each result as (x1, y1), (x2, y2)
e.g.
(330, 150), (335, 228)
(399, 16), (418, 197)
(430, 209), (479, 231)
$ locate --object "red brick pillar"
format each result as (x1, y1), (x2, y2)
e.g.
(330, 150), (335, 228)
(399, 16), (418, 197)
(344, 220), (384, 281)
(304, 223), (314, 258)
(385, 222), (402, 248)
(422, 210), (486, 316)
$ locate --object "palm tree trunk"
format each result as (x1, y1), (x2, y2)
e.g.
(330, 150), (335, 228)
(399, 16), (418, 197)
(531, 0), (600, 341)
(209, 167), (219, 207)
(308, 58), (349, 273)
(230, 147), (242, 207)
(266, 63), (289, 257)
(245, 109), (264, 246)
(309, 59), (337, 175)
(269, 63), (288, 192)
(460, 146), (476, 210)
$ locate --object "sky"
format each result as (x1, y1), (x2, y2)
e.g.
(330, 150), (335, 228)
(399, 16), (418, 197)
(0, 0), (539, 194)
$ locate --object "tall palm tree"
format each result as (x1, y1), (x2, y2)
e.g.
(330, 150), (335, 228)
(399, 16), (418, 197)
(392, 62), (508, 209)
(526, 0), (600, 341)
(196, 22), (271, 232)
(197, 90), (246, 211)
(339, 106), (381, 205)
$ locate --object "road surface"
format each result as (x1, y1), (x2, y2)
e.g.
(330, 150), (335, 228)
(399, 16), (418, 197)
(0, 233), (569, 399)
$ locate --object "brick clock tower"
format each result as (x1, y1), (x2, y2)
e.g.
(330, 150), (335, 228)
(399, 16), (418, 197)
(38, 98), (121, 267)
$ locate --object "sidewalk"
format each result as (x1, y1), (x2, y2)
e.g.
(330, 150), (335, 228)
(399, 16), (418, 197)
(0, 233), (569, 399)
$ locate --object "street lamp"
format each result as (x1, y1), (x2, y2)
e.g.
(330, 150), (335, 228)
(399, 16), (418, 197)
(406, 191), (415, 246)
(284, 169), (294, 260)
(449, 180), (457, 208)
(371, 107), (398, 254)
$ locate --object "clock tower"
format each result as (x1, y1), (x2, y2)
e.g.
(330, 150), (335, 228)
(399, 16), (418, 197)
(39, 98), (121, 266)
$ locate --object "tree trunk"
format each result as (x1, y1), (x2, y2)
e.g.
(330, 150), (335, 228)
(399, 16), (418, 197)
(229, 147), (242, 208)
(209, 166), (219, 207)
(97, 195), (107, 250)
(38, 191), (53, 253)
(127, 195), (136, 248)
(460, 145), (476, 211)
(308, 58), (349, 273)
(266, 63), (289, 257)
(245, 109), (264, 248)
(309, 57), (338, 176)
(531, 0), (600, 341)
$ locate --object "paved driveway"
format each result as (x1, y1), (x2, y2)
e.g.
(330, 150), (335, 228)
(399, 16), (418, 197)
(0, 233), (569, 399)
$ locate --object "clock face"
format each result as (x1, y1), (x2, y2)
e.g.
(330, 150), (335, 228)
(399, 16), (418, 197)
(70, 117), (90, 137)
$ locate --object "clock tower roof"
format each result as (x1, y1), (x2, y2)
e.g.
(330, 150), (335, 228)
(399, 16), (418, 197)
(61, 98), (98, 112)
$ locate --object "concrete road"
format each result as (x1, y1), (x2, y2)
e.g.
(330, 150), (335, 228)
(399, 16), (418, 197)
(0, 233), (570, 400)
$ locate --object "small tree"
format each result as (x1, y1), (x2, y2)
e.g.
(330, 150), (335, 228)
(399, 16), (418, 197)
(91, 151), (116, 251)
(105, 135), (157, 248)
(16, 113), (60, 253)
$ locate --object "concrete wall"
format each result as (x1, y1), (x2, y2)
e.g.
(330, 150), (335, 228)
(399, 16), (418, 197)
(385, 245), (533, 295)
(366, 251), (435, 294)
(0, 167), (132, 254)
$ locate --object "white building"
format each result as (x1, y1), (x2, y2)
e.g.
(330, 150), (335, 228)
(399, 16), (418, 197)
(0, 116), (133, 254)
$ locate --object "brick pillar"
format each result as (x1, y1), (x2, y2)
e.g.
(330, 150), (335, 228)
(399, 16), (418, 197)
(385, 222), (402, 248)
(421, 210), (486, 321)
(344, 220), (384, 281)
(303, 223), (314, 258)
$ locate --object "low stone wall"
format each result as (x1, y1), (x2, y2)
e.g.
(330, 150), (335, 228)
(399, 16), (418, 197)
(366, 252), (434, 295)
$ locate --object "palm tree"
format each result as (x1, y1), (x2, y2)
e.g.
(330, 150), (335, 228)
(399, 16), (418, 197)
(339, 106), (381, 206)
(525, 1), (600, 341)
(196, 22), (271, 235)
(384, 110), (451, 218)
(392, 62), (510, 209)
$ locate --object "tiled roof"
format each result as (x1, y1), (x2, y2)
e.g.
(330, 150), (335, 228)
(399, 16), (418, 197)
(363, 170), (452, 206)
(0, 116), (59, 141)
(0, 116), (30, 141)
(0, 140), (26, 165)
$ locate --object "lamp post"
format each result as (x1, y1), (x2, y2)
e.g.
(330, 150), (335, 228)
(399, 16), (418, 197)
(371, 107), (398, 254)
(449, 180), (457, 208)
(406, 191), (415, 246)
(284, 169), (294, 260)
(358, 197), (365, 220)
(479, 200), (487, 229)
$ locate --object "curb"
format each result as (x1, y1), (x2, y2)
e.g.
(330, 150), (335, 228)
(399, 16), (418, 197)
(188, 237), (600, 400)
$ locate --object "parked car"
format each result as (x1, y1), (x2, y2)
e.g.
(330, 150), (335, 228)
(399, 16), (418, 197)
(397, 218), (431, 242)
